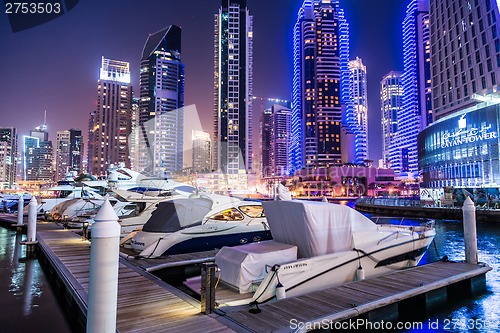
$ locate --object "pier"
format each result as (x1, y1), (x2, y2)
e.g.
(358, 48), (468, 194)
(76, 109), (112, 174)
(0, 214), (492, 333)
(355, 197), (500, 222)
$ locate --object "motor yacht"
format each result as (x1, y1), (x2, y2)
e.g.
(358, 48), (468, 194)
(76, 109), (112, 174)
(198, 200), (436, 307)
(129, 194), (272, 257)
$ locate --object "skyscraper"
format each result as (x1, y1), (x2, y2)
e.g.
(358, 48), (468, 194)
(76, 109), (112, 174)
(418, 0), (500, 190)
(129, 97), (140, 171)
(213, 0), (253, 175)
(192, 130), (211, 173)
(139, 25), (184, 176)
(393, 0), (432, 176)
(0, 127), (17, 188)
(290, 0), (351, 172)
(380, 72), (403, 169)
(348, 57), (369, 164)
(56, 129), (83, 180)
(88, 57), (132, 177)
(261, 104), (291, 177)
(24, 122), (53, 181)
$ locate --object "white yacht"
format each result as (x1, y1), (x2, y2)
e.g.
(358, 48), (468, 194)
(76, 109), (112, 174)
(129, 194), (272, 257)
(204, 200), (436, 306)
(38, 185), (105, 217)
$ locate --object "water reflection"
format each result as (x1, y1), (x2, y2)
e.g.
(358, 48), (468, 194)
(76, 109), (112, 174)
(0, 227), (73, 332)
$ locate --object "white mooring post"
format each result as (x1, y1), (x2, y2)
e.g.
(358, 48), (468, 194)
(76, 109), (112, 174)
(462, 196), (478, 264)
(27, 197), (38, 242)
(16, 195), (24, 227)
(86, 199), (120, 333)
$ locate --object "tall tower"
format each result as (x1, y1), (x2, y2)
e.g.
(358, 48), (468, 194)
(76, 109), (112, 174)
(192, 131), (211, 173)
(24, 121), (53, 181)
(139, 25), (184, 177)
(129, 97), (140, 171)
(89, 57), (132, 176)
(261, 104), (291, 177)
(56, 129), (83, 180)
(213, 0), (253, 175)
(380, 72), (403, 169)
(393, 0), (432, 176)
(348, 57), (369, 164)
(290, 0), (351, 172)
(0, 127), (17, 188)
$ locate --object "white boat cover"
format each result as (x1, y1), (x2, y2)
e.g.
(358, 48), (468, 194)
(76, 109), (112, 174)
(262, 200), (377, 258)
(215, 241), (297, 293)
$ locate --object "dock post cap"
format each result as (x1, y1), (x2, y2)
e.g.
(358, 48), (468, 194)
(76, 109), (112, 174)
(29, 196), (37, 204)
(92, 199), (120, 238)
(462, 196), (475, 211)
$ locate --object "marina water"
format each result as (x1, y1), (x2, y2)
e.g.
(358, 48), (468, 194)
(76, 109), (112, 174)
(0, 216), (499, 332)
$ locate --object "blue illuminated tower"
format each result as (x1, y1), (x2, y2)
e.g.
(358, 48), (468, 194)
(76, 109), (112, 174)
(394, 0), (431, 176)
(290, 0), (351, 172)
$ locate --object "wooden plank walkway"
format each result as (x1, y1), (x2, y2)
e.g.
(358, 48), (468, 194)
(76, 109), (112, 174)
(35, 224), (234, 333)
(215, 261), (491, 333)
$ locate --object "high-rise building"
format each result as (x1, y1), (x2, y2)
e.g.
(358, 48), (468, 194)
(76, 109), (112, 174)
(0, 127), (17, 188)
(418, 0), (500, 190)
(24, 122), (53, 181)
(380, 72), (403, 169)
(192, 130), (211, 173)
(139, 25), (184, 177)
(88, 57), (132, 177)
(392, 0), (432, 176)
(55, 129), (83, 180)
(213, 0), (253, 175)
(290, 0), (351, 172)
(129, 97), (140, 171)
(348, 57), (369, 164)
(261, 104), (291, 177)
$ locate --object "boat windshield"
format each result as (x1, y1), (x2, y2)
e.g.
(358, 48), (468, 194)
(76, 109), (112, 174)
(238, 205), (265, 218)
(209, 208), (244, 221)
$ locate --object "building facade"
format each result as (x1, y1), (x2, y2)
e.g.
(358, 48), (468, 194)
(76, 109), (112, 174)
(139, 25), (184, 177)
(88, 57), (132, 177)
(393, 0), (432, 176)
(348, 57), (369, 164)
(55, 129), (83, 180)
(380, 71), (403, 169)
(430, 0), (500, 121)
(213, 0), (253, 175)
(418, 0), (500, 194)
(24, 123), (54, 181)
(290, 0), (351, 172)
(0, 127), (17, 188)
(192, 130), (211, 173)
(261, 104), (291, 177)
(129, 97), (140, 171)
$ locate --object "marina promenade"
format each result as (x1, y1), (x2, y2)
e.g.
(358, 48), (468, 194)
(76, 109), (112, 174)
(0, 214), (492, 333)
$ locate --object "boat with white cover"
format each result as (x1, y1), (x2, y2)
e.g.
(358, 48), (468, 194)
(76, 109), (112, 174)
(129, 194), (272, 257)
(209, 200), (436, 306)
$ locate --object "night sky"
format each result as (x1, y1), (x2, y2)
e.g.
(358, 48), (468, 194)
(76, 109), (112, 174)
(0, 0), (407, 164)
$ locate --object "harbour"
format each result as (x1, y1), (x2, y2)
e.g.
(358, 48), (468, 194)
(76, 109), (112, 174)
(1, 204), (498, 333)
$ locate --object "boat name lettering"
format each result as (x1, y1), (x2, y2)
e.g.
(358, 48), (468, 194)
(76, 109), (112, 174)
(282, 263), (308, 270)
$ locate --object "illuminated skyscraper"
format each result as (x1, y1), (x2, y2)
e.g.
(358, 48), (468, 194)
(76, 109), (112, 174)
(0, 127), (17, 188)
(129, 97), (140, 171)
(192, 130), (211, 173)
(380, 72), (403, 169)
(56, 129), (82, 180)
(393, 0), (432, 176)
(24, 122), (53, 181)
(348, 57), (369, 164)
(88, 57), (132, 176)
(418, 0), (500, 189)
(213, 0), (253, 175)
(139, 25), (184, 176)
(290, 0), (351, 172)
(261, 104), (291, 177)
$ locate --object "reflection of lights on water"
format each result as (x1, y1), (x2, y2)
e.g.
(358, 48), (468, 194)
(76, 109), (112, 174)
(339, 200), (348, 206)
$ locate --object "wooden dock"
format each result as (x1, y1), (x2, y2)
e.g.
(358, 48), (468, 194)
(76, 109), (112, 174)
(33, 223), (234, 333)
(214, 261), (491, 332)
(0, 214), (492, 333)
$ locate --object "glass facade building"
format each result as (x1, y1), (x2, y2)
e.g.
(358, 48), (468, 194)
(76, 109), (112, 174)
(418, 101), (500, 188)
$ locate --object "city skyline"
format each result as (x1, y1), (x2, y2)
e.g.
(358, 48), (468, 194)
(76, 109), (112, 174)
(0, 0), (407, 165)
